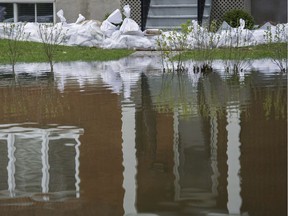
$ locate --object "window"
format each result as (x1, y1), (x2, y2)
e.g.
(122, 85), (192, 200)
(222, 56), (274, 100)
(37, 3), (54, 23)
(0, 2), (54, 23)
(18, 3), (35, 22)
(0, 3), (13, 22)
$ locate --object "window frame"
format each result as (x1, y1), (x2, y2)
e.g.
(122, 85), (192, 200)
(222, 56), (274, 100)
(0, 0), (56, 23)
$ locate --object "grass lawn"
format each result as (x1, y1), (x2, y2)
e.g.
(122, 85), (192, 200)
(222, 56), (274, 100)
(0, 40), (286, 64)
(181, 43), (287, 60)
(0, 39), (134, 64)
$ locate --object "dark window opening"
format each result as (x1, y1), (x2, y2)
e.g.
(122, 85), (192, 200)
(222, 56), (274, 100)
(37, 3), (53, 23)
(18, 3), (35, 22)
(0, 3), (13, 22)
(0, 3), (53, 23)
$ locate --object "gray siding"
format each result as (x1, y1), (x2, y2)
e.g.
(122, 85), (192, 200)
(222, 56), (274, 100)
(251, 0), (287, 24)
(56, 0), (120, 23)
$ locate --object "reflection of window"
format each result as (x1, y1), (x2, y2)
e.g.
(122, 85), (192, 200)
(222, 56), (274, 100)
(0, 125), (84, 201)
(0, 2), (54, 23)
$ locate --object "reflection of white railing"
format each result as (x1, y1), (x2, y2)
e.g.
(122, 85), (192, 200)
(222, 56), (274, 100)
(173, 111), (218, 204)
(173, 104), (243, 214)
(0, 125), (84, 200)
(121, 105), (137, 215)
(7, 134), (16, 198)
(226, 104), (242, 215)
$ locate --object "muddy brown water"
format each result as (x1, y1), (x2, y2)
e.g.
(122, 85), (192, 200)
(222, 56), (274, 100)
(0, 58), (286, 216)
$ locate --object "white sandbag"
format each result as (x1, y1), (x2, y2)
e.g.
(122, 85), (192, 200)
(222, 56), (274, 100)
(102, 34), (153, 49)
(218, 19), (254, 47)
(217, 21), (232, 33)
(23, 22), (42, 43)
(123, 5), (131, 18)
(119, 5), (141, 34)
(275, 23), (288, 42)
(259, 22), (273, 30)
(251, 23), (287, 45)
(57, 9), (66, 23)
(75, 14), (85, 24)
(100, 8), (123, 38)
(250, 29), (266, 44)
(65, 20), (103, 47)
(100, 20), (119, 38)
(106, 9), (123, 24)
(120, 18), (141, 34)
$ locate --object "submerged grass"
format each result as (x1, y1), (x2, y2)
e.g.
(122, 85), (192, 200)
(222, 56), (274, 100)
(181, 43), (287, 61)
(0, 39), (134, 64)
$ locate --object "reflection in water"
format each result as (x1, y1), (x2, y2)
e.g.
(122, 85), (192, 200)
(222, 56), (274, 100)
(0, 125), (84, 201)
(226, 104), (242, 215)
(0, 57), (286, 215)
(210, 110), (219, 198)
(122, 104), (137, 215)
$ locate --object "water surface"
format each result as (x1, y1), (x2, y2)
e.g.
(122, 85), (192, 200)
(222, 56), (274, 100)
(0, 57), (286, 216)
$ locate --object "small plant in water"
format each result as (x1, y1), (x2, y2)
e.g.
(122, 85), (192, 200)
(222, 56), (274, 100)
(2, 23), (30, 73)
(156, 20), (192, 73)
(38, 23), (67, 72)
(221, 19), (252, 73)
(193, 20), (220, 73)
(157, 20), (221, 74)
(264, 24), (287, 72)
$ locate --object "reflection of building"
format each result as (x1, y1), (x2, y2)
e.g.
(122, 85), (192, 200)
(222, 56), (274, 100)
(134, 71), (286, 215)
(240, 80), (287, 216)
(0, 126), (83, 199)
(0, 59), (286, 215)
(0, 77), (125, 215)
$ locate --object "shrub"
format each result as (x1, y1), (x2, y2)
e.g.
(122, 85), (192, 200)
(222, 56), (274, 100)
(223, 9), (255, 29)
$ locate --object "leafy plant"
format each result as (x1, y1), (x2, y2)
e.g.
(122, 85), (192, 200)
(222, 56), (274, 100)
(192, 20), (220, 72)
(264, 24), (287, 72)
(38, 23), (67, 72)
(221, 21), (253, 73)
(223, 9), (255, 30)
(156, 20), (192, 73)
(2, 23), (30, 73)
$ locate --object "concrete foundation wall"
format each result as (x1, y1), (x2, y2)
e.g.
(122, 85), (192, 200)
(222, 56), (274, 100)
(56, 0), (120, 23)
(88, 0), (120, 22)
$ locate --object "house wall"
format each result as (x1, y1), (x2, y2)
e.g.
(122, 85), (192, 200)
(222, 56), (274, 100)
(0, 0), (120, 23)
(56, 0), (120, 23)
(251, 0), (287, 24)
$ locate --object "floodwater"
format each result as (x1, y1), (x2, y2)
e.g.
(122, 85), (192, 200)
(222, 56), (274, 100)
(0, 55), (286, 216)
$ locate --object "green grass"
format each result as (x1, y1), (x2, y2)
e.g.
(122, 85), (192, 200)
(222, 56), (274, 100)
(0, 39), (134, 64)
(181, 43), (287, 60)
(0, 40), (286, 65)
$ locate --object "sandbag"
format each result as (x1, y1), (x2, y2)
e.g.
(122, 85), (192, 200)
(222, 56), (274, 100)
(119, 5), (141, 35)
(75, 14), (85, 24)
(106, 9), (122, 24)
